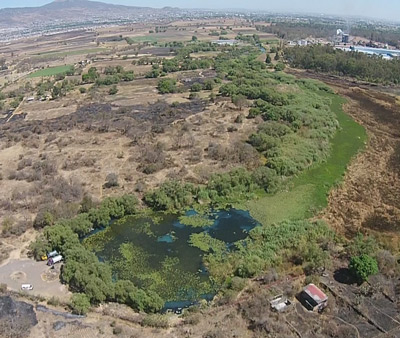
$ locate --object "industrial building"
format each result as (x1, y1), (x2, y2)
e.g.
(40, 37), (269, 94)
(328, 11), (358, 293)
(335, 29), (350, 45)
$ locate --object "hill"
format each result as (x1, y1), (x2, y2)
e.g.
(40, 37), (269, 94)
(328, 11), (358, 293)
(0, 0), (178, 29)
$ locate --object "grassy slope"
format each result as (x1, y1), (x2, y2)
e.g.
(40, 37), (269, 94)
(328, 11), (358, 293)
(242, 94), (367, 226)
(28, 65), (73, 78)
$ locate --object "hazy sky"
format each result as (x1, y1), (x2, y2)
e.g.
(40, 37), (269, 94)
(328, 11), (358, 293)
(1, 0), (400, 21)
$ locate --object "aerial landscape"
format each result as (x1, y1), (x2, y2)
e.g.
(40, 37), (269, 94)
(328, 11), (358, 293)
(0, 0), (400, 337)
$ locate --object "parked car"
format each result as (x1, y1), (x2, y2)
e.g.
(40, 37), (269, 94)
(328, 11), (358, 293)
(21, 284), (33, 291)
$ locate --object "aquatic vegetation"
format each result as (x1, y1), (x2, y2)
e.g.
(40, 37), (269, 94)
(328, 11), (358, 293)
(86, 210), (257, 302)
(179, 214), (214, 228)
(189, 233), (227, 254)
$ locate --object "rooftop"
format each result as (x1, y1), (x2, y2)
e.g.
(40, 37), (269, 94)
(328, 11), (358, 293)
(303, 284), (328, 304)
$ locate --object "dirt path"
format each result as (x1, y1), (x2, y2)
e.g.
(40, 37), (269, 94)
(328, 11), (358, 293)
(0, 228), (37, 267)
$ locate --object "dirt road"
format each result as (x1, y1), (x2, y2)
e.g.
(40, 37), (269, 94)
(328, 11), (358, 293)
(0, 259), (70, 300)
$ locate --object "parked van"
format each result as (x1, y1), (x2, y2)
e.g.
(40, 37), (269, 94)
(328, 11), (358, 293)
(47, 255), (63, 266)
(47, 250), (58, 258)
(21, 284), (33, 291)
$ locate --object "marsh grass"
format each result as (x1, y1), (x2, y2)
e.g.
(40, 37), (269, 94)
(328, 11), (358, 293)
(242, 94), (367, 226)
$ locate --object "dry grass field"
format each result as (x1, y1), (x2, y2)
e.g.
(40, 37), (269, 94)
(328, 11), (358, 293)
(0, 17), (262, 261)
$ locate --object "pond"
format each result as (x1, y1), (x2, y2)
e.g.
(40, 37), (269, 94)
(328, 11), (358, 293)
(83, 208), (259, 309)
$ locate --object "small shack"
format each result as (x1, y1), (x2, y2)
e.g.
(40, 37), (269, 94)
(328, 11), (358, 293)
(270, 294), (292, 312)
(300, 283), (328, 312)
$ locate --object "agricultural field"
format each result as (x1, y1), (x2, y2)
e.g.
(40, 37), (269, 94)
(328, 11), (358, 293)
(28, 65), (74, 78)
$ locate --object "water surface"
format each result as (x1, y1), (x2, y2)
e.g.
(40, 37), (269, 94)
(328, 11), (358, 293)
(84, 208), (259, 305)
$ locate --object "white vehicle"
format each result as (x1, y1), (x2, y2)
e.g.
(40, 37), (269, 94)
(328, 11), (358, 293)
(48, 250), (58, 258)
(21, 284), (33, 291)
(47, 255), (63, 266)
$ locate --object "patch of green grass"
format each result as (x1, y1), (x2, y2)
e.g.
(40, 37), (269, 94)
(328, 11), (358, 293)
(263, 39), (280, 44)
(126, 35), (158, 44)
(242, 94), (367, 226)
(28, 65), (74, 78)
(34, 48), (106, 58)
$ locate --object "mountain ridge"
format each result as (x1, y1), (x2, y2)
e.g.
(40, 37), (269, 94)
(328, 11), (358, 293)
(0, 0), (180, 29)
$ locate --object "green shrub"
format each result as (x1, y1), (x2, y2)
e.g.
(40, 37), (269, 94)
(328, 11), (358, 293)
(190, 83), (203, 92)
(349, 254), (379, 283)
(70, 293), (91, 315)
(112, 326), (123, 335)
(47, 296), (61, 306)
(109, 85), (118, 95)
(142, 314), (170, 328)
(157, 78), (177, 94)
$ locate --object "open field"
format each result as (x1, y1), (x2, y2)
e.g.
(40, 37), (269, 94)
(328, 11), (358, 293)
(34, 48), (107, 58)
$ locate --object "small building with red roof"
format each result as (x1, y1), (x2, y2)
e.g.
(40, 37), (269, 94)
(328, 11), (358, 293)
(300, 283), (328, 312)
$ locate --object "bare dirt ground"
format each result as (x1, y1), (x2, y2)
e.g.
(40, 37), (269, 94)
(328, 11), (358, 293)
(0, 259), (69, 300)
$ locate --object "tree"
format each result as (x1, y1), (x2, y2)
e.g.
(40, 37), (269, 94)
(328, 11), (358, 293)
(349, 254), (379, 283)
(157, 78), (177, 94)
(303, 243), (329, 275)
(70, 293), (91, 315)
(88, 207), (111, 228)
(58, 214), (93, 238)
(62, 247), (114, 303)
(80, 194), (96, 213)
(29, 234), (51, 260)
(192, 36), (198, 42)
(232, 94), (248, 110)
(43, 224), (80, 253)
(190, 83), (203, 92)
(33, 210), (55, 229)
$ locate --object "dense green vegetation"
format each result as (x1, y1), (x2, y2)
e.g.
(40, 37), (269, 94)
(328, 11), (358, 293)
(81, 66), (134, 85)
(205, 219), (335, 283)
(243, 94), (366, 226)
(149, 48), (343, 212)
(284, 45), (400, 84)
(157, 78), (178, 94)
(257, 22), (339, 40)
(29, 195), (164, 313)
(28, 65), (74, 78)
(350, 25), (400, 48)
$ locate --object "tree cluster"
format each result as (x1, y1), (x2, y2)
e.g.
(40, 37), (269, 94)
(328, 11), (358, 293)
(29, 194), (164, 313)
(284, 45), (400, 84)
